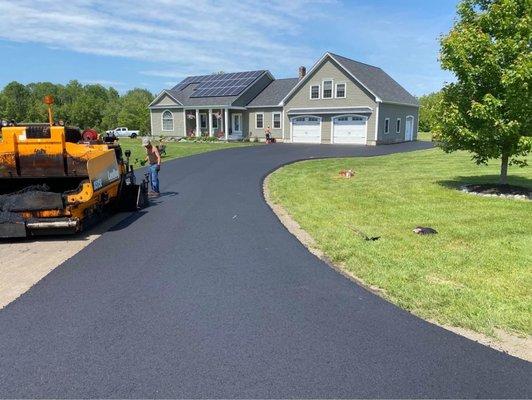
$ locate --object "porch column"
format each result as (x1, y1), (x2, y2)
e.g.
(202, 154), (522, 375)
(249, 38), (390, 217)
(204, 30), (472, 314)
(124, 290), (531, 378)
(208, 109), (213, 137)
(224, 108), (229, 140)
(195, 109), (200, 137)
(183, 109), (187, 136)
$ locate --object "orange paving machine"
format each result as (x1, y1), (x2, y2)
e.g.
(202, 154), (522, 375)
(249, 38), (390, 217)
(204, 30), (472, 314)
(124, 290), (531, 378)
(0, 96), (148, 238)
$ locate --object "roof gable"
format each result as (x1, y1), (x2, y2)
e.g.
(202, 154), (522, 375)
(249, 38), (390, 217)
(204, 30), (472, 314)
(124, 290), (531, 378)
(281, 52), (418, 107)
(148, 90), (183, 108)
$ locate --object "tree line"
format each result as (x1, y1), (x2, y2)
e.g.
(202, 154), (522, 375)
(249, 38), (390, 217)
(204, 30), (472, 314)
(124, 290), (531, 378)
(0, 81), (154, 134)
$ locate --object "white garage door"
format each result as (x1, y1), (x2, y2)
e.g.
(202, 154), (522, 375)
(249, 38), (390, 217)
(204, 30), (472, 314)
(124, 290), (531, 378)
(291, 116), (321, 143)
(332, 115), (367, 144)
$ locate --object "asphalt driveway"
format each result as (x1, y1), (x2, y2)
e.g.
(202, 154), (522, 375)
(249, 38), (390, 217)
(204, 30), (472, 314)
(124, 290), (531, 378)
(0, 141), (530, 398)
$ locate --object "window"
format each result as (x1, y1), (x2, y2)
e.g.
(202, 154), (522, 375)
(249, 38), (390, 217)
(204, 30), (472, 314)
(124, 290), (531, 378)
(308, 117), (319, 122)
(396, 118), (401, 133)
(256, 113), (264, 129)
(212, 114), (218, 129)
(310, 85), (320, 99)
(162, 110), (173, 131)
(200, 114), (207, 129)
(322, 80), (333, 98)
(272, 112), (281, 129)
(384, 118), (390, 134)
(335, 83), (346, 98)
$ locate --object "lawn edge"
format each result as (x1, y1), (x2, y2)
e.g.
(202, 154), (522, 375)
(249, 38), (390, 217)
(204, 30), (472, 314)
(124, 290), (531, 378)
(263, 172), (532, 363)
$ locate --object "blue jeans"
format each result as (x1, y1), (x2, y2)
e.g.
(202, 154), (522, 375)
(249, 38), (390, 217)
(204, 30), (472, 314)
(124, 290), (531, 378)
(149, 164), (160, 193)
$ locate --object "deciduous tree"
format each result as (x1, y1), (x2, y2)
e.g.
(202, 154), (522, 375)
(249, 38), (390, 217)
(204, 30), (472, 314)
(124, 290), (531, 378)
(436, 0), (531, 184)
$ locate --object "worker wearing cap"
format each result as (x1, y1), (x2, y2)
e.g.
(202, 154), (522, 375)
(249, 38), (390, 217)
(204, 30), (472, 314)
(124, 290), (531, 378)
(142, 138), (161, 196)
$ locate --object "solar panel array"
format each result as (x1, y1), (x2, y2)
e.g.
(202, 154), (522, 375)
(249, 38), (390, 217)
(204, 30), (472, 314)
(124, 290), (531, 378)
(173, 71), (265, 98)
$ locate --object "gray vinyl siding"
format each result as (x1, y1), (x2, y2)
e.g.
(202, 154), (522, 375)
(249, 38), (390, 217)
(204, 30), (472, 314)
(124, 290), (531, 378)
(377, 103), (419, 143)
(283, 58), (377, 144)
(233, 74), (274, 107)
(247, 107), (284, 140)
(151, 108), (184, 137)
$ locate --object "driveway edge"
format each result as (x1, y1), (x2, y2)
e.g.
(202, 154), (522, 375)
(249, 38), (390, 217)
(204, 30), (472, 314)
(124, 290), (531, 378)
(263, 171), (532, 363)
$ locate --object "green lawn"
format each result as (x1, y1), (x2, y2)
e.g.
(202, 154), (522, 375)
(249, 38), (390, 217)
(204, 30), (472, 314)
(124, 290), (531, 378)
(268, 148), (531, 337)
(118, 138), (259, 167)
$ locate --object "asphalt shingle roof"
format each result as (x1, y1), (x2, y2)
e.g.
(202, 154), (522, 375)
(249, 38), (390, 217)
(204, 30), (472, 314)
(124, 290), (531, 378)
(329, 53), (419, 106)
(247, 78), (299, 107)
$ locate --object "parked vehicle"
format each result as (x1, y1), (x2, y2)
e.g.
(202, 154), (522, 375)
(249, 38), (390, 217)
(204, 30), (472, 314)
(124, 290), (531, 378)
(106, 127), (139, 138)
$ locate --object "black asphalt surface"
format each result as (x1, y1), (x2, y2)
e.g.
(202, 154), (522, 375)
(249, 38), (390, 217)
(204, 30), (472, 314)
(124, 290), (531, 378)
(1, 142), (530, 398)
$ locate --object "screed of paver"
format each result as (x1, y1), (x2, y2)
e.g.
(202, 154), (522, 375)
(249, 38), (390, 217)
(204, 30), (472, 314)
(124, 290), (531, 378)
(0, 213), (129, 309)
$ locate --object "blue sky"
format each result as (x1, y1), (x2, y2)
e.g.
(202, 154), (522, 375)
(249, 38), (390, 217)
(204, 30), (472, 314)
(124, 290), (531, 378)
(0, 0), (457, 96)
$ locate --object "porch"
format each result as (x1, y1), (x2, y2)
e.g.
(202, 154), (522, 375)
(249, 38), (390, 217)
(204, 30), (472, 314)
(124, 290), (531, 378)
(183, 107), (245, 140)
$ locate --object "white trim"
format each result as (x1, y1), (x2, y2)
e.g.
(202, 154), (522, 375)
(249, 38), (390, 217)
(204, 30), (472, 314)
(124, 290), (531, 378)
(195, 109), (200, 137)
(331, 114), (368, 145)
(322, 79), (333, 99)
(280, 52), (381, 105)
(380, 100), (420, 107)
(396, 117), (401, 134)
(289, 115), (322, 143)
(335, 82), (347, 98)
(384, 117), (390, 134)
(309, 84), (320, 100)
(374, 102), (379, 141)
(183, 109), (186, 136)
(224, 108), (229, 140)
(282, 110), (285, 141)
(255, 112), (264, 129)
(149, 90), (183, 107)
(272, 112), (282, 129)
(405, 115), (414, 141)
(287, 106), (373, 111)
(208, 109), (213, 137)
(246, 105), (283, 109)
(150, 112), (154, 135)
(161, 109), (174, 132)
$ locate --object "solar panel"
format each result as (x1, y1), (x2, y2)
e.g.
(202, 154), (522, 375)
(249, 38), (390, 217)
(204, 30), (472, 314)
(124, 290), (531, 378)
(185, 70), (264, 98)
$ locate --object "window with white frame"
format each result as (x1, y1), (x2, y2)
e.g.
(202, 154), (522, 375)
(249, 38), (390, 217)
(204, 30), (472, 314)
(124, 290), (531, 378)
(256, 113), (264, 129)
(396, 118), (401, 133)
(200, 114), (207, 129)
(162, 110), (173, 131)
(322, 80), (333, 98)
(272, 112), (281, 129)
(212, 114), (219, 129)
(384, 118), (390, 134)
(310, 85), (320, 99)
(335, 83), (346, 98)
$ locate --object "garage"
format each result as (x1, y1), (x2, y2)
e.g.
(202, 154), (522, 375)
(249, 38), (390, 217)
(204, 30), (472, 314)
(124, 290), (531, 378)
(332, 115), (367, 144)
(291, 116), (321, 143)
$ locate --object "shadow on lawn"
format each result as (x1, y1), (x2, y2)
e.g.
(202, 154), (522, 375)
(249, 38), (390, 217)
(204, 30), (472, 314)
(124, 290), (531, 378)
(438, 174), (532, 190)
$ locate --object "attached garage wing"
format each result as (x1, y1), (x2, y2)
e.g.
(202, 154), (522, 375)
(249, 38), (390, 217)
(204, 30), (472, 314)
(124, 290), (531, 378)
(332, 115), (367, 144)
(291, 116), (321, 144)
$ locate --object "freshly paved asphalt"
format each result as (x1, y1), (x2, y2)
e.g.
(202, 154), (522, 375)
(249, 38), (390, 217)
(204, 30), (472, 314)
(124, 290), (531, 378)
(0, 142), (530, 398)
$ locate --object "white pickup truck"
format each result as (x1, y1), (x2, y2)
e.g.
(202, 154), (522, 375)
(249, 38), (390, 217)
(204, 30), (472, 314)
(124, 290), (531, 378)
(105, 127), (139, 138)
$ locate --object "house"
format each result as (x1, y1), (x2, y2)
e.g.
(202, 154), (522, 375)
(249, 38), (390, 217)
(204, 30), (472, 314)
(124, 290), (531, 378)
(148, 52), (419, 145)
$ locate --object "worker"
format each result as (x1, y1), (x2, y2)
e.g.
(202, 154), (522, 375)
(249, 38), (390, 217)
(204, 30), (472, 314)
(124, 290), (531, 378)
(142, 138), (161, 197)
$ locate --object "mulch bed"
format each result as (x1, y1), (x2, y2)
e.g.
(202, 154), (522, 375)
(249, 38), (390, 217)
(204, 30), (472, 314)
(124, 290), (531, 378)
(461, 184), (531, 200)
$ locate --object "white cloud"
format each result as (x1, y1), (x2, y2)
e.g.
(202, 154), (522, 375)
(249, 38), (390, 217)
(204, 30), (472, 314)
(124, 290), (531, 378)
(0, 0), (329, 78)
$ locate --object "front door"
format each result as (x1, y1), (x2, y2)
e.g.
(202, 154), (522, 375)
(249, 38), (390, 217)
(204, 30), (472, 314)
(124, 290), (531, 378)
(231, 113), (242, 136)
(405, 116), (414, 141)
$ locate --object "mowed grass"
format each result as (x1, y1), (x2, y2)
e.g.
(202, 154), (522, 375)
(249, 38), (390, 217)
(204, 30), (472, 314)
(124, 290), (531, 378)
(118, 138), (259, 167)
(268, 148), (531, 337)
